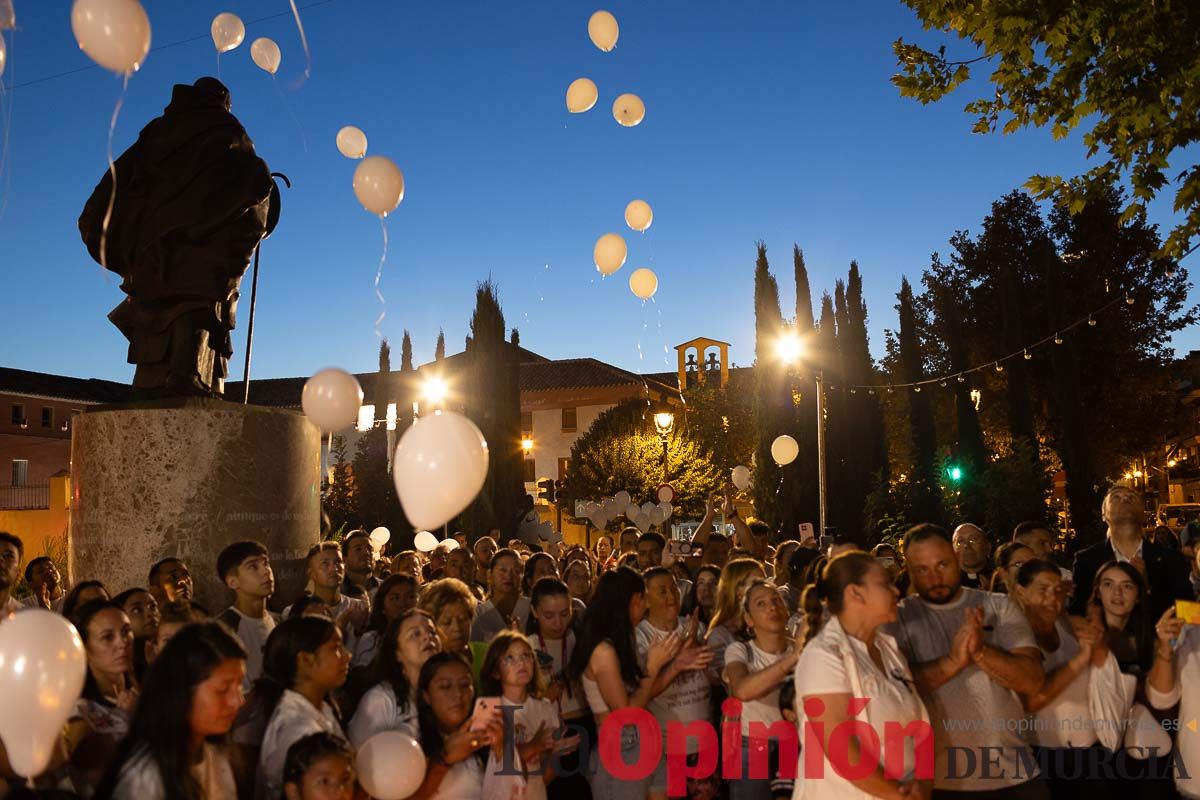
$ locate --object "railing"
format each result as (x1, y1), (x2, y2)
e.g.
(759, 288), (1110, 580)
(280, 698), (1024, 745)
(0, 484), (50, 510)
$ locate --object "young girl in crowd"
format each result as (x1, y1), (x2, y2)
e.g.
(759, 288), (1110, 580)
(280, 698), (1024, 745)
(353, 574), (418, 668)
(523, 553), (560, 596)
(566, 567), (682, 800)
(94, 623), (246, 799)
(684, 564), (721, 628)
(281, 732), (356, 800)
(112, 588), (159, 681)
(255, 617), (351, 800)
(1012, 559), (1125, 800)
(722, 580), (799, 800)
(411, 652), (519, 800)
(706, 559), (766, 684)
(562, 558), (594, 609)
(482, 630), (571, 800)
(420, 578), (488, 686)
(62, 580), (109, 620)
(348, 609), (441, 746)
(794, 551), (930, 800)
(64, 599), (140, 795)
(1090, 560), (1154, 674)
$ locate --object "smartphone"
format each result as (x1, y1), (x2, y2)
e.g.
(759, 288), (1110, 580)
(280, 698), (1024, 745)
(1177, 600), (1200, 625)
(469, 697), (502, 731)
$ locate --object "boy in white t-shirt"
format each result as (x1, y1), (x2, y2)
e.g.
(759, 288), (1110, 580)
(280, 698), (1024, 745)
(216, 540), (277, 691)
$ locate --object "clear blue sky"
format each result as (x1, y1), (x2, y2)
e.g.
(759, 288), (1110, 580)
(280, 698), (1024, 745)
(1, 1), (1195, 383)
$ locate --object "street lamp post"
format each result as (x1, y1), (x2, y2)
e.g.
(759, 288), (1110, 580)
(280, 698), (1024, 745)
(776, 332), (827, 537)
(654, 408), (675, 483)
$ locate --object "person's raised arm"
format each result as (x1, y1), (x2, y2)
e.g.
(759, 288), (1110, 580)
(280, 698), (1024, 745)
(1147, 607), (1183, 702)
(724, 489), (752, 549)
(690, 492), (719, 549)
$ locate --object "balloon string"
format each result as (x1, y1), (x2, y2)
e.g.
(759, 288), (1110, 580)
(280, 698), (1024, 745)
(216, 50), (221, 80)
(374, 215), (388, 339)
(272, 75), (308, 153)
(98, 72), (130, 271)
(287, 0), (313, 88)
(0, 30), (14, 225)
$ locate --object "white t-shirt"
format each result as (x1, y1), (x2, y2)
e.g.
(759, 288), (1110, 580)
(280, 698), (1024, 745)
(792, 623), (927, 800)
(1029, 618), (1095, 749)
(113, 743), (236, 799)
(256, 689), (346, 800)
(532, 631), (586, 719)
(348, 682), (419, 748)
(501, 695), (560, 800)
(1147, 624), (1200, 799)
(636, 618), (711, 755)
(219, 606), (276, 691)
(283, 593), (369, 653)
(471, 596), (532, 644)
(705, 623), (738, 683)
(723, 640), (791, 737)
(884, 588), (1038, 792)
(354, 629), (382, 668)
(432, 752), (528, 800)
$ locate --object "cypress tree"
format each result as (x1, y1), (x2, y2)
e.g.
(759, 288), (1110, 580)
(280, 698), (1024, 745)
(794, 245), (815, 330)
(843, 261), (889, 534)
(791, 245), (820, 533)
(400, 331), (413, 372)
(897, 277), (943, 525)
(435, 329), (446, 362)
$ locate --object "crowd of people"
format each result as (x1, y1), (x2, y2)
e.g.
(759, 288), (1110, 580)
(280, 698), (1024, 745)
(0, 484), (1197, 800)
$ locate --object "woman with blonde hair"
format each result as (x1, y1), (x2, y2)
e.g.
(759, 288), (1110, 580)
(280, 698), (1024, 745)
(419, 578), (487, 686)
(705, 558), (767, 685)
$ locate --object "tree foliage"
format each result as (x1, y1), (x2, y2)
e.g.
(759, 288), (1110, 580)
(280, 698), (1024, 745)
(894, 0), (1200, 259)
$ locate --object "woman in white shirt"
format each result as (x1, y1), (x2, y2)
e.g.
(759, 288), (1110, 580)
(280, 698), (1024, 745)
(1012, 559), (1129, 799)
(793, 551), (930, 800)
(349, 608), (440, 746)
(705, 559), (767, 684)
(723, 579), (800, 800)
(1148, 605), (1200, 800)
(256, 616), (352, 800)
(94, 622), (246, 799)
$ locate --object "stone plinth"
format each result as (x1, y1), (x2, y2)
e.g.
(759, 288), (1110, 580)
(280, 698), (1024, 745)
(70, 399), (320, 611)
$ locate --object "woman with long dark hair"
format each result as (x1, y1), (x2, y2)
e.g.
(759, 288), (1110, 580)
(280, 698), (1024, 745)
(254, 617), (351, 800)
(94, 623), (247, 799)
(352, 574), (418, 668)
(566, 567), (682, 800)
(348, 608), (440, 746)
(1090, 560), (1154, 675)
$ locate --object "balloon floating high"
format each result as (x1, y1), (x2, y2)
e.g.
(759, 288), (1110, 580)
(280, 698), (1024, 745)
(356, 731), (427, 800)
(337, 125), (368, 159)
(771, 434), (799, 466)
(0, 33), (5, 79)
(393, 411), (489, 531)
(566, 78), (599, 114)
(302, 368), (364, 432)
(0, 609), (87, 777)
(353, 156), (405, 216)
(594, 232), (627, 276)
(250, 36), (281, 75)
(210, 12), (245, 54)
(612, 93), (645, 127)
(587, 10), (619, 51)
(0, 0), (13, 30)
(71, 0), (152, 74)
(625, 199), (653, 232)
(629, 267), (658, 299)
(732, 465), (751, 491)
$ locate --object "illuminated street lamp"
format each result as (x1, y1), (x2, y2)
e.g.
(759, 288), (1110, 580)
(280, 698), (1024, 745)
(521, 437), (534, 455)
(653, 405), (675, 482)
(775, 332), (803, 365)
(422, 376), (448, 407)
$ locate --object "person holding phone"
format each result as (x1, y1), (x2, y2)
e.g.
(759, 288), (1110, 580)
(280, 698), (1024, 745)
(1148, 604), (1200, 800)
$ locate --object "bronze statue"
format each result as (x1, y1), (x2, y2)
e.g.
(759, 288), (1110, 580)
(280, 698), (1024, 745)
(79, 77), (279, 398)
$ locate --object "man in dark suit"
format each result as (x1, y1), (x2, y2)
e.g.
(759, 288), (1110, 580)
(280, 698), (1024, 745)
(1070, 485), (1195, 620)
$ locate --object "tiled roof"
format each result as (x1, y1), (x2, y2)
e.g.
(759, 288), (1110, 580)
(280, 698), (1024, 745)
(521, 358), (658, 392)
(0, 367), (133, 404)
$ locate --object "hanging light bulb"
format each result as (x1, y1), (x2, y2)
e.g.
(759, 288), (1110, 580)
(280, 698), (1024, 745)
(887, 385), (895, 394)
(957, 374), (966, 383)
(1104, 279), (1110, 293)
(1023, 350), (1032, 360)
(994, 361), (1005, 373)
(849, 388), (857, 395)
(914, 385), (922, 393)
(1125, 293), (1135, 305)
(1088, 316), (1097, 327)
(1054, 333), (1063, 345)
(868, 388), (875, 395)
(940, 379), (948, 388)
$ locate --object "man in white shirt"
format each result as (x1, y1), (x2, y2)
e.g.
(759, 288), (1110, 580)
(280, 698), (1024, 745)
(284, 542), (369, 651)
(0, 531), (23, 620)
(887, 524), (1048, 798)
(216, 540), (277, 690)
(19, 556), (65, 611)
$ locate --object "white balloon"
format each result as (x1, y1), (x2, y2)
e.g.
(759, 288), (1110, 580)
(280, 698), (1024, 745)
(336, 125), (368, 159)
(0, 0), (13, 30)
(656, 485), (674, 503)
(625, 199), (653, 232)
(587, 10), (619, 52)
(588, 510), (606, 528)
(0, 34), (5, 79)
(649, 507), (664, 525)
(443, 538), (460, 551)
(594, 232), (627, 276)
(566, 77), (598, 113)
(612, 93), (645, 127)
(0, 609), (87, 777)
(356, 731), (427, 800)
(634, 512), (652, 533)
(771, 434), (799, 466)
(210, 12), (245, 54)
(302, 369), (363, 432)
(731, 465), (751, 491)
(353, 155), (405, 216)
(614, 491), (632, 513)
(629, 267), (658, 299)
(393, 411), (489, 531)
(369, 526), (391, 550)
(584, 501), (600, 515)
(414, 530), (439, 553)
(658, 502), (673, 519)
(250, 36), (281, 75)
(71, 0), (151, 74)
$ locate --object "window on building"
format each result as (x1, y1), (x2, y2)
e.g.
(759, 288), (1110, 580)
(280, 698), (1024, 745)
(561, 407), (577, 432)
(11, 460), (28, 487)
(521, 411), (533, 435)
(41, 407), (54, 429)
(523, 459), (536, 483)
(558, 457), (570, 481)
(10, 404), (24, 426)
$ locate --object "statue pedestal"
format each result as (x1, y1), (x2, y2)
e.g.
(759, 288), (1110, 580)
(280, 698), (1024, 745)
(69, 399), (321, 611)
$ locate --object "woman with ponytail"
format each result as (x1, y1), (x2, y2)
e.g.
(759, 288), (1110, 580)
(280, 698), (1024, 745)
(792, 551), (930, 800)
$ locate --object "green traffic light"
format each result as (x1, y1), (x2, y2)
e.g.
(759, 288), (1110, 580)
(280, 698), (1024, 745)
(949, 466), (963, 482)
